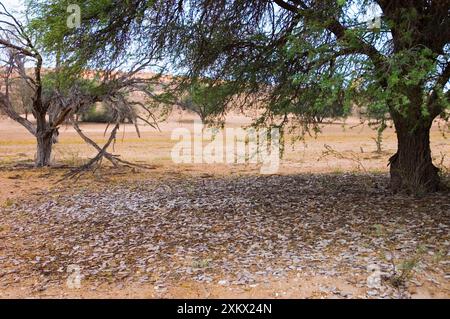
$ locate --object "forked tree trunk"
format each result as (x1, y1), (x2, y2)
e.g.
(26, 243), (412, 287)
(389, 119), (440, 193)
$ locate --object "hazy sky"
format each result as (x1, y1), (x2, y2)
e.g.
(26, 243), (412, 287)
(1, 0), (23, 11)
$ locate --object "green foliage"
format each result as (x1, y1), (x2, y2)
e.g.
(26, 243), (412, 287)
(79, 104), (115, 123)
(79, 103), (133, 123)
(27, 0), (449, 139)
(27, 0), (168, 76)
(41, 71), (99, 96)
(181, 80), (235, 124)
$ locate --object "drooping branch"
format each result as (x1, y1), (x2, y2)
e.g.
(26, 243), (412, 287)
(0, 6), (44, 137)
(0, 49), (37, 135)
(63, 121), (121, 180)
(62, 117), (156, 180)
(428, 61), (450, 118)
(0, 92), (36, 135)
(273, 0), (386, 71)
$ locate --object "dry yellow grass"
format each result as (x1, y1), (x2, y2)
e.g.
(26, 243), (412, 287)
(0, 112), (448, 173)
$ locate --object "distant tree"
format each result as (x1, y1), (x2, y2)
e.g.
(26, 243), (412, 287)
(7, 76), (33, 120)
(78, 103), (135, 124)
(0, 9), (61, 166)
(0, 3), (160, 168)
(178, 80), (235, 125)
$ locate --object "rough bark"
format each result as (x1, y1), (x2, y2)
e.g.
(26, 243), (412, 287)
(389, 119), (440, 194)
(35, 131), (53, 167)
(34, 112), (55, 167)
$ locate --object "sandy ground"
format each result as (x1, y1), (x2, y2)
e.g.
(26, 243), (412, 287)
(0, 114), (449, 299)
(1, 112), (449, 172)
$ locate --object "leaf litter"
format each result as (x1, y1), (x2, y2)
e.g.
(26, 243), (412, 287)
(0, 173), (449, 298)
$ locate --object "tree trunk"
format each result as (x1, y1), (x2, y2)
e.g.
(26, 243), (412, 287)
(389, 120), (440, 193)
(35, 132), (53, 167)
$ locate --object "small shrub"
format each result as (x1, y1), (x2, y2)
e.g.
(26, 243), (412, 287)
(2, 198), (14, 208)
(79, 105), (116, 123)
(192, 258), (211, 268)
(374, 224), (427, 295)
(387, 245), (426, 289)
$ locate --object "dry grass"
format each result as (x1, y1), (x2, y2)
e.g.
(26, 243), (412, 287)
(0, 113), (448, 173)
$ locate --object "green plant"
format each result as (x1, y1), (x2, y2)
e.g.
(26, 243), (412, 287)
(192, 258), (211, 268)
(371, 118), (388, 154)
(374, 224), (427, 295)
(436, 152), (449, 188)
(2, 198), (14, 208)
(387, 245), (426, 289)
(79, 105), (117, 123)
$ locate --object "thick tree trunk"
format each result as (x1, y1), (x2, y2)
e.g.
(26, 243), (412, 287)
(389, 120), (440, 193)
(35, 132), (53, 167)
(34, 111), (55, 167)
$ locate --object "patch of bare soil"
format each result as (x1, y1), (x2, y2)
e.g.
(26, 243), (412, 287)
(0, 174), (449, 298)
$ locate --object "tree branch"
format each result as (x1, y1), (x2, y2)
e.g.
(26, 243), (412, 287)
(272, 0), (386, 71)
(0, 92), (36, 135)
